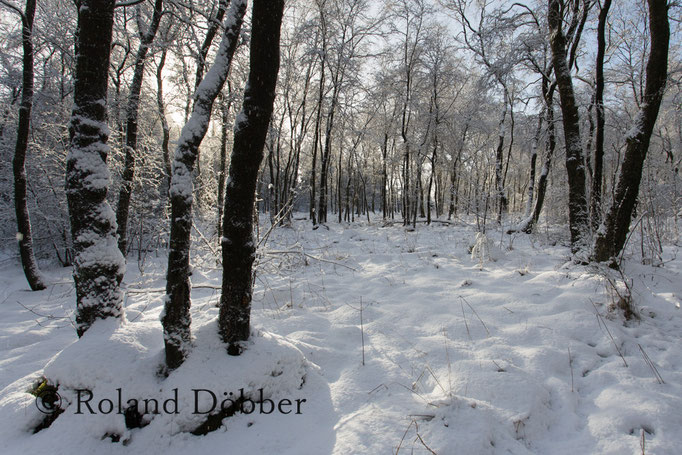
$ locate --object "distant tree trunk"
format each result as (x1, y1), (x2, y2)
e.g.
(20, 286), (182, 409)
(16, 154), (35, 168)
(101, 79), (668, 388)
(310, 38), (325, 225)
(521, 77), (557, 234)
(593, 0), (669, 263)
(495, 92), (508, 224)
(219, 0), (284, 353)
(156, 48), (172, 201)
(427, 142), (436, 225)
(591, 0), (612, 231)
(66, 0), (124, 337)
(548, 0), (590, 254)
(318, 74), (339, 225)
(116, 0), (164, 255)
(448, 122), (468, 220)
(10, 0), (46, 291)
(337, 146), (343, 223)
(382, 132), (388, 220)
(526, 113), (542, 216)
(163, 0), (246, 370)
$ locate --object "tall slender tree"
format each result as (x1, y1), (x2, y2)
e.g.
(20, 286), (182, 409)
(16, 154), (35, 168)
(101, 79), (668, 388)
(2, 0), (46, 291)
(590, 0), (612, 231)
(547, 0), (590, 255)
(219, 0), (285, 353)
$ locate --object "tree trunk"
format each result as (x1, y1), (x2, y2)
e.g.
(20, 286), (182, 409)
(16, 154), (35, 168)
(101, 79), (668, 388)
(156, 49), (172, 202)
(219, 0), (284, 353)
(448, 122), (468, 219)
(593, 0), (669, 263)
(12, 0), (45, 291)
(163, 0), (246, 370)
(548, 0), (590, 254)
(66, 0), (124, 337)
(495, 93), (508, 224)
(526, 113), (542, 216)
(591, 0), (612, 231)
(519, 78), (557, 234)
(427, 143), (436, 225)
(116, 0), (164, 255)
(217, 89), (233, 237)
(310, 45), (325, 225)
(318, 79), (339, 224)
(382, 132), (388, 220)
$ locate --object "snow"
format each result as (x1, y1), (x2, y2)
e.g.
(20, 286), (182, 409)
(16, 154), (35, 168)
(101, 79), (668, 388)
(1, 217), (682, 454)
(66, 143), (114, 192)
(625, 107), (647, 142)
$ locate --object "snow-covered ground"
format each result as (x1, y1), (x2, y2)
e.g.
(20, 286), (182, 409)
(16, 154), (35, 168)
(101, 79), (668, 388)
(1, 216), (681, 454)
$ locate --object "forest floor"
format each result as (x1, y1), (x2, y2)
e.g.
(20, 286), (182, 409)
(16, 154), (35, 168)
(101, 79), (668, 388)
(1, 215), (682, 454)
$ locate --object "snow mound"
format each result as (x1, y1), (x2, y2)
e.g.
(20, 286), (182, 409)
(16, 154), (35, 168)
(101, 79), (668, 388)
(0, 317), (310, 450)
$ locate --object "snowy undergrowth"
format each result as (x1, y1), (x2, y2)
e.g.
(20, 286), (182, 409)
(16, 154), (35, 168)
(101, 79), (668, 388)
(1, 216), (681, 454)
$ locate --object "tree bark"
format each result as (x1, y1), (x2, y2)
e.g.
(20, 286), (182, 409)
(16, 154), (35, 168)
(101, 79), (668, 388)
(66, 0), (124, 336)
(163, 0), (246, 370)
(593, 0), (669, 263)
(219, 0), (284, 353)
(10, 0), (46, 291)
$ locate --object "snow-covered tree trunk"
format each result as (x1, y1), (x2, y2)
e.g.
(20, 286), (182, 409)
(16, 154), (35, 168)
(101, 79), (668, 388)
(163, 0), (246, 370)
(115, 0), (164, 255)
(593, 0), (669, 263)
(219, 0), (284, 353)
(66, 0), (124, 337)
(547, 0), (590, 255)
(8, 0), (46, 291)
